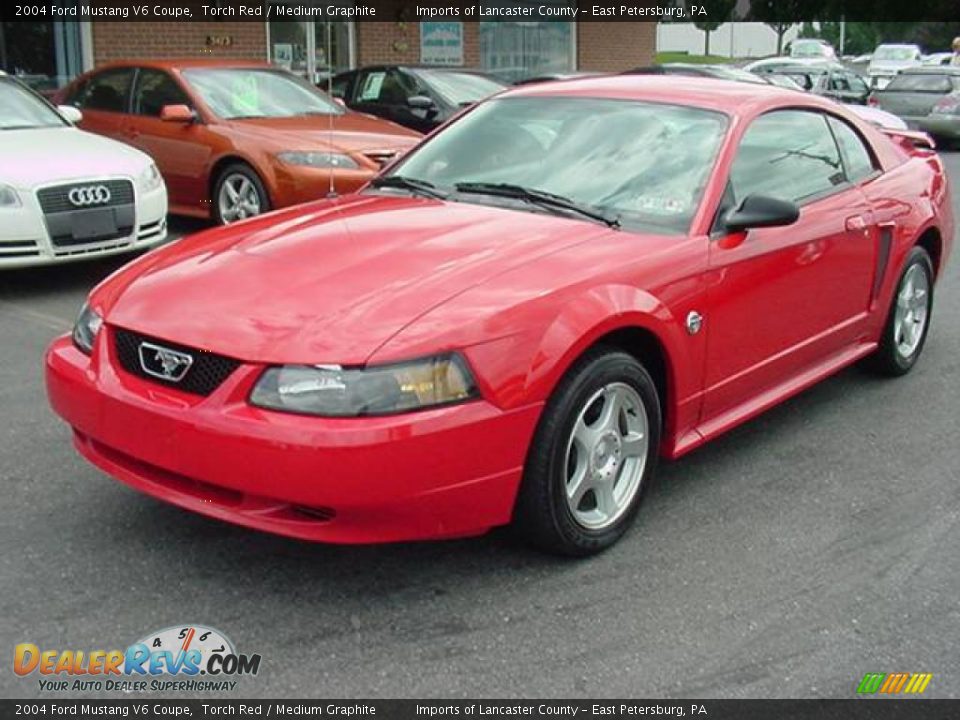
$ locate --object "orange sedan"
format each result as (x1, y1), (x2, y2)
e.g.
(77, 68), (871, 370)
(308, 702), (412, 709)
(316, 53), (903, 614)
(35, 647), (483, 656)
(55, 60), (422, 224)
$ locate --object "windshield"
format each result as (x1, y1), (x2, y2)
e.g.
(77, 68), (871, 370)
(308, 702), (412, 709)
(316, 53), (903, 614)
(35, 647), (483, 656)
(886, 73), (953, 93)
(182, 68), (344, 119)
(792, 41), (829, 57)
(417, 70), (506, 105)
(873, 46), (918, 61)
(0, 79), (66, 130)
(387, 97), (727, 234)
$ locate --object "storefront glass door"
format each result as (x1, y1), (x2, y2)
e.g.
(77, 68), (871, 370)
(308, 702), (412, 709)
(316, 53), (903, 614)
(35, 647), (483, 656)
(268, 16), (354, 83)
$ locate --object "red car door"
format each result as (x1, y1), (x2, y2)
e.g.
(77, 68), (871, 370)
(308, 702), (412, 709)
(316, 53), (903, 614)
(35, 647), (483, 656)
(702, 109), (876, 425)
(127, 68), (211, 210)
(68, 67), (135, 144)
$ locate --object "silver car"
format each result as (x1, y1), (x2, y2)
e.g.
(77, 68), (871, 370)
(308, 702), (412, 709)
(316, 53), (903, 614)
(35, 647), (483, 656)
(870, 67), (960, 145)
(867, 44), (923, 89)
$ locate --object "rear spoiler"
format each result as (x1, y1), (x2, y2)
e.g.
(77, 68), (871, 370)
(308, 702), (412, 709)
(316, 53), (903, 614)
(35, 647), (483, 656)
(880, 128), (936, 152)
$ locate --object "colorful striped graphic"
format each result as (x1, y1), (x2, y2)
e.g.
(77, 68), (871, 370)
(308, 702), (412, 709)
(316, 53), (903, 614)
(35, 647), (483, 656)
(857, 672), (932, 694)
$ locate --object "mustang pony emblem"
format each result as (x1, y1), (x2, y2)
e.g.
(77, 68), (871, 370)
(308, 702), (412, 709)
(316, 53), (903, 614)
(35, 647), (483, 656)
(138, 342), (193, 382)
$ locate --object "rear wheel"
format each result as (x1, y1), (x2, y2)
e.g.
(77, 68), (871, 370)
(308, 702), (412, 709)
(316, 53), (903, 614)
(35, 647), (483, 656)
(514, 348), (661, 556)
(213, 163), (270, 225)
(866, 246), (934, 376)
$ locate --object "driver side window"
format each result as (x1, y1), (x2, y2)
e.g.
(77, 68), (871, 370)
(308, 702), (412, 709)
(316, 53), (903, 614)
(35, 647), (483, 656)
(730, 110), (845, 205)
(133, 69), (191, 117)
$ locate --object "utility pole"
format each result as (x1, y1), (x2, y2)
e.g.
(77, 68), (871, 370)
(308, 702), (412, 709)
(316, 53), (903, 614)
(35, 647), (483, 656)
(839, 18), (846, 55)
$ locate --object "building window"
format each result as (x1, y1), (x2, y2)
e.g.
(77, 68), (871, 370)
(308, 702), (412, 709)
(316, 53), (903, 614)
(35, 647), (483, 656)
(0, 20), (84, 92)
(268, 14), (355, 83)
(480, 17), (575, 83)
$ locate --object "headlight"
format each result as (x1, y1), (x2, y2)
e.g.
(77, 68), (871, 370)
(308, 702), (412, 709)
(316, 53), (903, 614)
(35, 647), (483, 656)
(276, 151), (360, 170)
(0, 183), (21, 208)
(250, 353), (478, 417)
(138, 163), (163, 193)
(72, 302), (103, 355)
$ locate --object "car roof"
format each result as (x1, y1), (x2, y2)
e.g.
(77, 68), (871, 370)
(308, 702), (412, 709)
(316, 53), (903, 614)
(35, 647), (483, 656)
(90, 59), (273, 72)
(504, 74), (838, 115)
(876, 43), (921, 49)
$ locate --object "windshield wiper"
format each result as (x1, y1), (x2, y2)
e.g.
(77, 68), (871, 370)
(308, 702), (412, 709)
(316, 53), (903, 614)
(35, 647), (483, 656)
(454, 182), (620, 229)
(370, 175), (449, 200)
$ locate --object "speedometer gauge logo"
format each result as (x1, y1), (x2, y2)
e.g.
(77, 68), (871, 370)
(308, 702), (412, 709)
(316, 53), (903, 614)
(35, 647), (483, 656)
(133, 624), (235, 669)
(125, 624), (260, 677)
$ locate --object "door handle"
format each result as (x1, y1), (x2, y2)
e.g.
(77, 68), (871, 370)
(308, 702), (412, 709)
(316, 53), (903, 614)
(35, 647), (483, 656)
(845, 215), (868, 232)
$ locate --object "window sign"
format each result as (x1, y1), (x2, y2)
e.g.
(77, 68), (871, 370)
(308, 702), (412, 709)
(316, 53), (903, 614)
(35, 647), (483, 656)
(273, 43), (293, 70)
(421, 22), (464, 66)
(359, 72), (385, 101)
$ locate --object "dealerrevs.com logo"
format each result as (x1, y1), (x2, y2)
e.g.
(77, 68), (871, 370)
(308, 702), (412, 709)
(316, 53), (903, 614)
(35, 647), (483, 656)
(14, 625), (262, 693)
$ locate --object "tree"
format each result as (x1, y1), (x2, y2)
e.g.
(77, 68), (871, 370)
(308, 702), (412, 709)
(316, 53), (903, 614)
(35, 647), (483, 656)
(747, 1), (807, 55)
(693, 0), (737, 56)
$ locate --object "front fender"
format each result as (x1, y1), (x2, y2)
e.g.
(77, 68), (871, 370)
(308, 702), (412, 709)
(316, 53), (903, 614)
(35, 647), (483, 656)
(518, 284), (703, 446)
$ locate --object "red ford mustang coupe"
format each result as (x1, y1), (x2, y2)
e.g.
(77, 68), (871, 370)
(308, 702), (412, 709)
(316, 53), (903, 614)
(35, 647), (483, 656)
(46, 76), (953, 555)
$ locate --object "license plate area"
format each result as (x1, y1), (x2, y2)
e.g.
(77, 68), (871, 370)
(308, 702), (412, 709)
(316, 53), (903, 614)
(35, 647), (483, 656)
(71, 208), (118, 241)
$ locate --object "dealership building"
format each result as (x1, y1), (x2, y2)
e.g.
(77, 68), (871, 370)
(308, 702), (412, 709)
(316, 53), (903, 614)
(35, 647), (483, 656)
(0, 18), (657, 91)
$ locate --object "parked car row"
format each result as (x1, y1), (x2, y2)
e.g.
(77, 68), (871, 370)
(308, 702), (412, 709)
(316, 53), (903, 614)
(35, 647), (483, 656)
(5, 52), (954, 272)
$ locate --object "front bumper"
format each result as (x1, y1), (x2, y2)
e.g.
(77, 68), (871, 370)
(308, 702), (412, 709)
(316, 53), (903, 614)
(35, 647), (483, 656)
(45, 332), (542, 543)
(0, 180), (167, 269)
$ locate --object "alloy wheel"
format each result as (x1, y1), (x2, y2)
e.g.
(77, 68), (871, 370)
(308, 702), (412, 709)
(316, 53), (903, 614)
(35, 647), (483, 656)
(563, 382), (649, 530)
(218, 173), (263, 223)
(894, 263), (930, 358)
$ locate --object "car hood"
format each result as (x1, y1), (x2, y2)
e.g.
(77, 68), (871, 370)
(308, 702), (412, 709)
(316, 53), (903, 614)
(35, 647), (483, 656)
(0, 127), (151, 188)
(221, 113), (421, 154)
(101, 195), (607, 364)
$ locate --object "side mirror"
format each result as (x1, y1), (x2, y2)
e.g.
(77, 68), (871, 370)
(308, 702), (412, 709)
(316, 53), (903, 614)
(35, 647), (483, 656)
(725, 194), (799, 232)
(407, 95), (436, 111)
(58, 105), (83, 124)
(160, 104), (195, 123)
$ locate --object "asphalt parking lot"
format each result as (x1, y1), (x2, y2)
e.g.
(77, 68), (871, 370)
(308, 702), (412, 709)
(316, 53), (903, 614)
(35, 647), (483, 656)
(2, 155), (959, 700)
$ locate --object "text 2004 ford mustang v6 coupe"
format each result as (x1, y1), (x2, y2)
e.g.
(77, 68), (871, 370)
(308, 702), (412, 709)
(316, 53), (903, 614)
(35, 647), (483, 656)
(46, 76), (953, 555)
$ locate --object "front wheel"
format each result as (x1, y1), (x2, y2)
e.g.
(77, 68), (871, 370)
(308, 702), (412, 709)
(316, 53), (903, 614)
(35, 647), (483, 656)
(866, 246), (934, 376)
(514, 348), (661, 556)
(213, 163), (270, 225)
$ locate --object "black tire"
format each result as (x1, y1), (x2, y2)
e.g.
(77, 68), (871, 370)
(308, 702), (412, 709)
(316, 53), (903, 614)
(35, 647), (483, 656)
(865, 246), (935, 376)
(212, 163), (270, 225)
(513, 347), (661, 557)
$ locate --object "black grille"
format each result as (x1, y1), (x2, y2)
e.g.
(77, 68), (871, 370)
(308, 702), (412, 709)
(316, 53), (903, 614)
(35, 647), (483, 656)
(113, 328), (241, 396)
(37, 180), (134, 214)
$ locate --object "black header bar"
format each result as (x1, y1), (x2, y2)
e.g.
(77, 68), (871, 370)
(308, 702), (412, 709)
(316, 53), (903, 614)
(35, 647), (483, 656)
(4, 700), (960, 719)
(1, 0), (959, 23)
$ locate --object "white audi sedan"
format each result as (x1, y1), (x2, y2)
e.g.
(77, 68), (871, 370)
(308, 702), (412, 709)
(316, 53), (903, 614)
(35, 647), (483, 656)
(0, 73), (168, 268)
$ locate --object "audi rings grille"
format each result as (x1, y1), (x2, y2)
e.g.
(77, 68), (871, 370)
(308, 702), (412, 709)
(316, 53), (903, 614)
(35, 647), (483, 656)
(37, 180), (134, 214)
